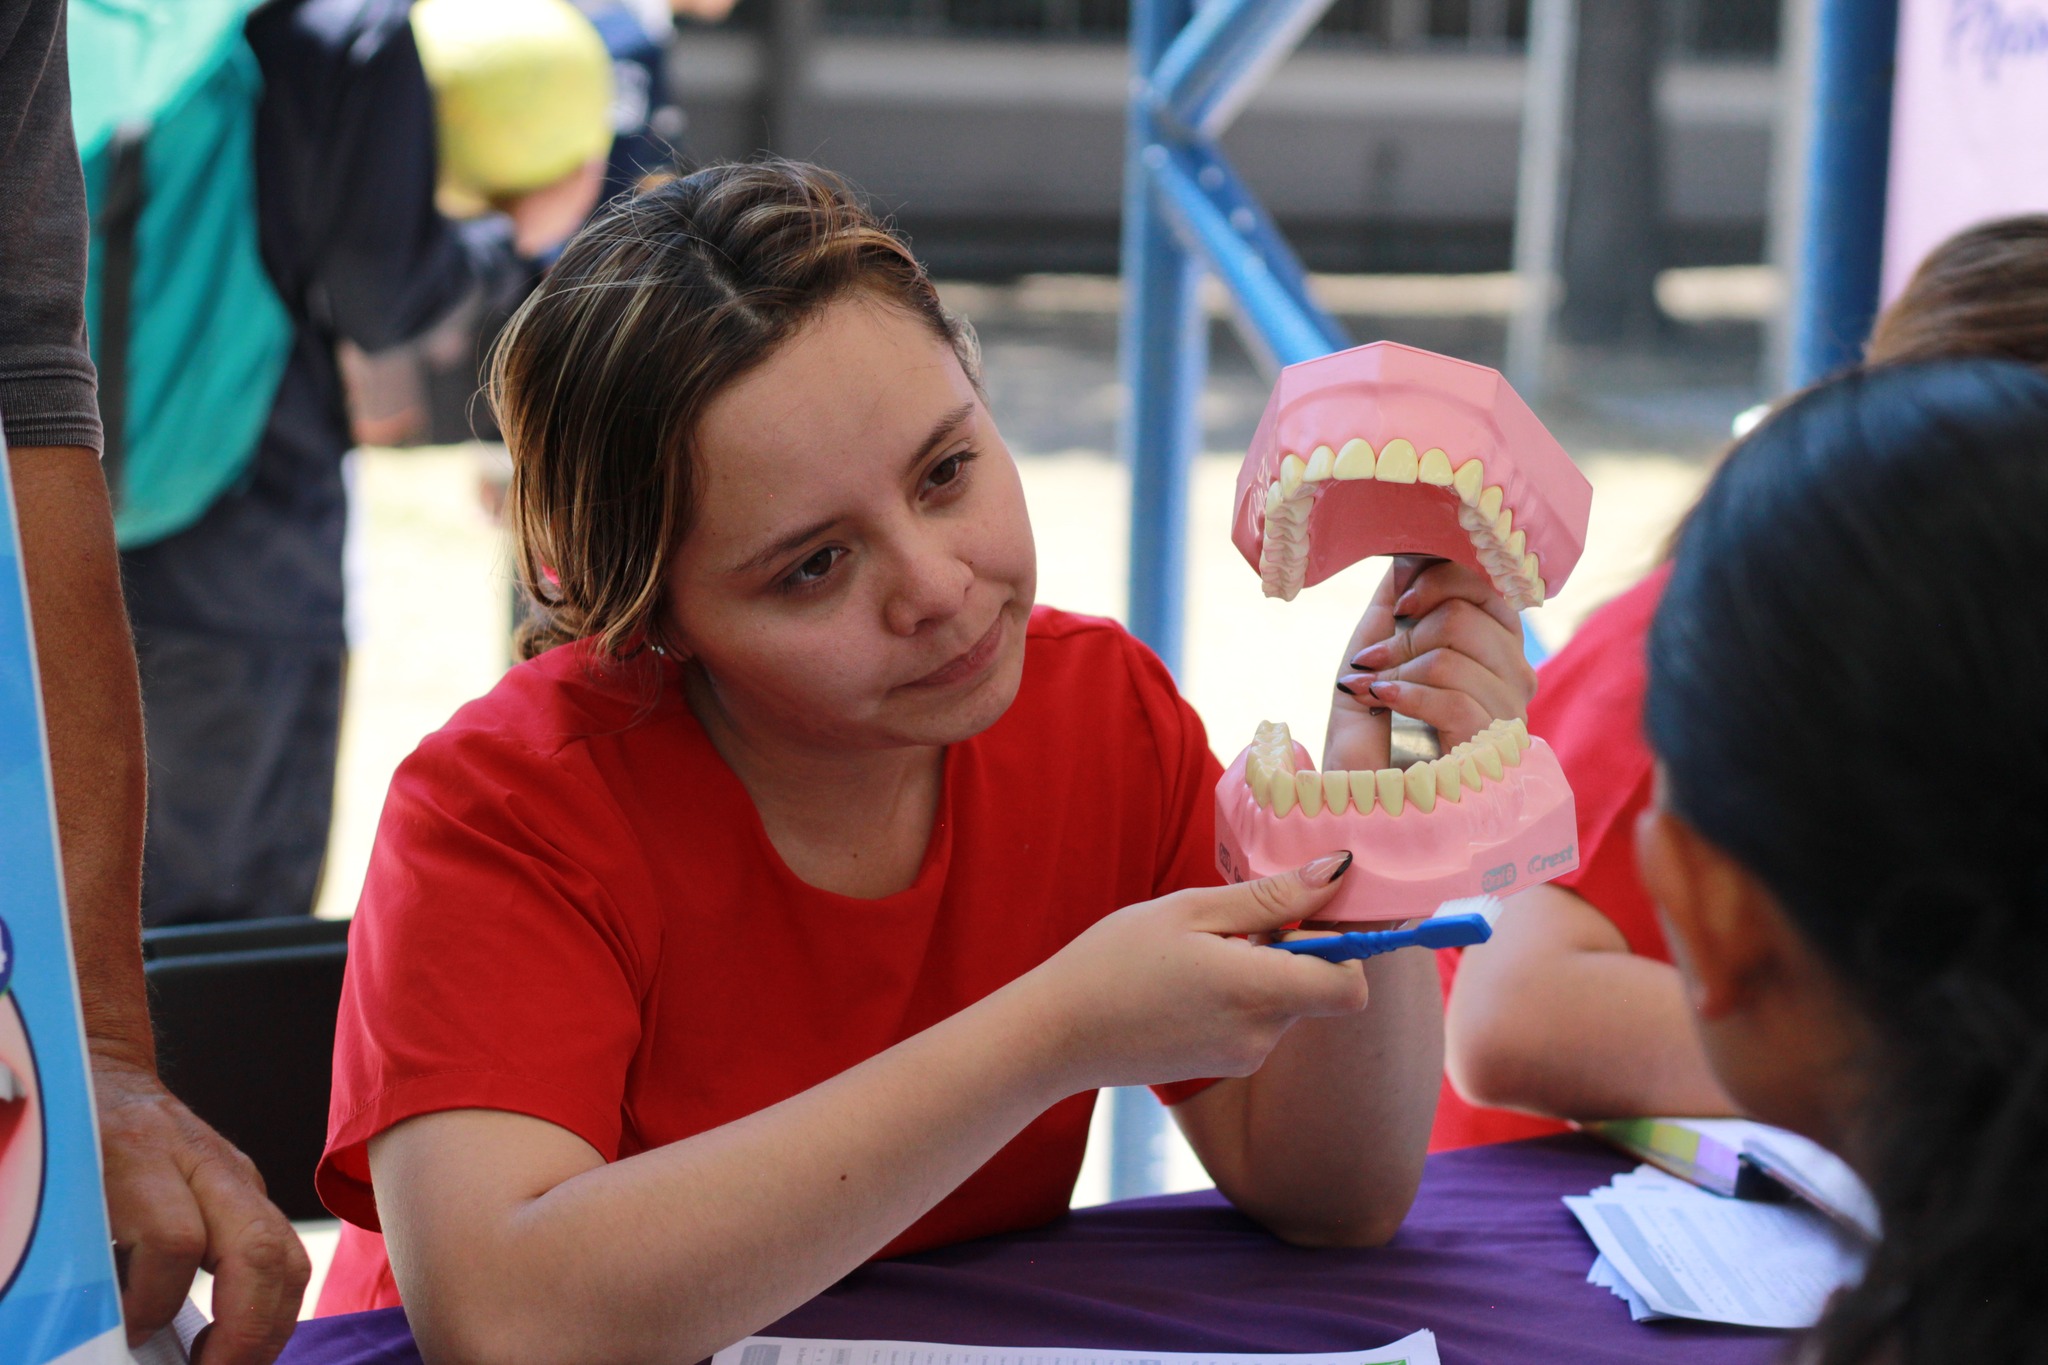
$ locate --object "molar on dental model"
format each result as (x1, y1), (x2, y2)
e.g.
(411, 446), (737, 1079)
(1216, 341), (1594, 924)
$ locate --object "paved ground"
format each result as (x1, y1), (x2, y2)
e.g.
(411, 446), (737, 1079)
(272, 271), (1758, 1313)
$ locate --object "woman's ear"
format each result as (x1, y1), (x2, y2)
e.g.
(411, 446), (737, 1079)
(1636, 797), (1777, 1021)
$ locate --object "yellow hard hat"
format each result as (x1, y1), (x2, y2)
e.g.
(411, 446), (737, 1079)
(411, 0), (614, 213)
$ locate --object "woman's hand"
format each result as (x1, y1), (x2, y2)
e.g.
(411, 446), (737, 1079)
(1327, 557), (1535, 768)
(1027, 857), (1372, 1093)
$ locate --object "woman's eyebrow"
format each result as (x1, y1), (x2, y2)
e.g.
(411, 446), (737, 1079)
(728, 402), (980, 578)
(902, 401), (977, 476)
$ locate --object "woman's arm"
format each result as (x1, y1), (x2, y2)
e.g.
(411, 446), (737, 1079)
(1445, 882), (1739, 1119)
(1170, 948), (1442, 1246)
(373, 866), (1373, 1365)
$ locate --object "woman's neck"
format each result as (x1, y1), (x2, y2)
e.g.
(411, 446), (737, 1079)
(681, 666), (945, 900)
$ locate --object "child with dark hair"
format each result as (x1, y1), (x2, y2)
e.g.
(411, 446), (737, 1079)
(1640, 357), (2048, 1362)
(314, 160), (1537, 1356)
(1436, 214), (2048, 1148)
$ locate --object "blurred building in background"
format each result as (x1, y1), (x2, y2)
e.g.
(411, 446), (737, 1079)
(668, 0), (1778, 278)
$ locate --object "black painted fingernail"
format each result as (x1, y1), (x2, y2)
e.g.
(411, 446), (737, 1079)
(1335, 681), (1356, 696)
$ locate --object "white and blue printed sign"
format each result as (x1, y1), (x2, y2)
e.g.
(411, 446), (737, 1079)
(0, 438), (128, 1362)
(1882, 0), (2048, 300)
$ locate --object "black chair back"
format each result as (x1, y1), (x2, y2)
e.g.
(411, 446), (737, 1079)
(143, 917), (349, 1222)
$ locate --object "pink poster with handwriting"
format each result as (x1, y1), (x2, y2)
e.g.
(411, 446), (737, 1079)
(1882, 0), (2048, 302)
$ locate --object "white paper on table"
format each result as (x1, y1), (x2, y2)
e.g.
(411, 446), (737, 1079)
(1587, 1254), (1667, 1323)
(711, 1333), (1440, 1365)
(1565, 1188), (1866, 1330)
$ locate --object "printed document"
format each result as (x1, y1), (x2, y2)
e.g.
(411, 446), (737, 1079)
(712, 1333), (1439, 1365)
(1566, 1172), (1866, 1329)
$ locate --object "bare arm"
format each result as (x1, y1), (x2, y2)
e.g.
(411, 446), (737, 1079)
(373, 868), (1373, 1365)
(1445, 881), (1739, 1120)
(9, 447), (309, 1363)
(1170, 948), (1441, 1246)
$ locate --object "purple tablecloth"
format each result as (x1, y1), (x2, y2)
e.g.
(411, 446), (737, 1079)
(278, 1136), (1784, 1365)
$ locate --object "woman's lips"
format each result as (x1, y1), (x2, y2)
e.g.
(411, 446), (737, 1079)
(905, 614), (1006, 690)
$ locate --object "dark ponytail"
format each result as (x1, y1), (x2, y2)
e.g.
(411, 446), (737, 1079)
(1645, 359), (2048, 1363)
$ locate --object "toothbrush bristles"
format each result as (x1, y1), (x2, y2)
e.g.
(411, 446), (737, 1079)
(1430, 895), (1503, 925)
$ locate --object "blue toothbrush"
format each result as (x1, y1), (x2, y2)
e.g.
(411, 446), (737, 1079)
(1269, 896), (1502, 963)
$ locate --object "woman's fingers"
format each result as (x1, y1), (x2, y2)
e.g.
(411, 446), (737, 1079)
(1350, 600), (1536, 712)
(1181, 853), (1355, 937)
(1390, 560), (1522, 635)
(1343, 673), (1498, 746)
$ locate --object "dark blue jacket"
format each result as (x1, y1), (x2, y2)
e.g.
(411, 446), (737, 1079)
(122, 0), (529, 642)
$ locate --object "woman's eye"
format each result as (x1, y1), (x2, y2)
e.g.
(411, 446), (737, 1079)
(784, 547), (842, 589)
(925, 449), (977, 493)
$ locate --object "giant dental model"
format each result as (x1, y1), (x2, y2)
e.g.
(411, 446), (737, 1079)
(1215, 341), (1594, 923)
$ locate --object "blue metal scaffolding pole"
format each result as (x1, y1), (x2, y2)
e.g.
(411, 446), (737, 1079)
(1789, 0), (1899, 387)
(1112, 0), (1346, 1202)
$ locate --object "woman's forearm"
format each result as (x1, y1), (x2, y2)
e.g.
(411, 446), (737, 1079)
(380, 975), (1081, 1365)
(1176, 946), (1441, 1247)
(1446, 887), (1738, 1121)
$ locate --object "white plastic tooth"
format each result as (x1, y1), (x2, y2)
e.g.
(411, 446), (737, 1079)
(1272, 772), (1299, 817)
(1481, 726), (1520, 769)
(1505, 528), (1527, 560)
(1478, 485), (1505, 522)
(1459, 753), (1485, 792)
(1473, 741), (1504, 782)
(1433, 756), (1463, 803)
(1453, 458), (1485, 506)
(1296, 769), (1324, 817)
(1264, 480), (1285, 520)
(1375, 768), (1405, 816)
(1492, 505), (1513, 541)
(1247, 759), (1274, 807)
(1404, 762), (1437, 814)
(1418, 447), (1453, 486)
(1349, 770), (1379, 815)
(1508, 717), (1532, 752)
(1521, 551), (1540, 582)
(1334, 438), (1377, 479)
(1375, 438), (1419, 483)
(1280, 454), (1307, 496)
(1304, 444), (1336, 482)
(1322, 769), (1350, 813)
(1528, 576), (1547, 607)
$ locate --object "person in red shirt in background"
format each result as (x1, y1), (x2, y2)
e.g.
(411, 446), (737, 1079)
(1434, 214), (2048, 1150)
(316, 160), (1539, 1360)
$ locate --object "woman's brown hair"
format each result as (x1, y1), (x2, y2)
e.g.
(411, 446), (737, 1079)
(1867, 214), (2048, 370)
(489, 159), (981, 661)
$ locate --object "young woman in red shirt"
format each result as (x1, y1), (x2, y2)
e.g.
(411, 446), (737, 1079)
(1437, 215), (2048, 1148)
(315, 161), (1538, 1358)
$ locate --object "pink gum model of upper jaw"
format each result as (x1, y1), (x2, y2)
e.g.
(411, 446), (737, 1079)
(1215, 341), (1594, 924)
(1233, 340), (1592, 609)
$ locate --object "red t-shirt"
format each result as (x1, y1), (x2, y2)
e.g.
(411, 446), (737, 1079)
(1429, 565), (1673, 1151)
(315, 607), (1223, 1314)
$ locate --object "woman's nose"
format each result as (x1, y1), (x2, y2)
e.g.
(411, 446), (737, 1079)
(882, 537), (974, 637)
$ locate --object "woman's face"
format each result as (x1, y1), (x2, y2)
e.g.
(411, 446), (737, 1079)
(663, 296), (1037, 756)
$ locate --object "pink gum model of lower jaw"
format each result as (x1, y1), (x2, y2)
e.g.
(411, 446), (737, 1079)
(1214, 341), (1592, 923)
(1216, 721), (1579, 923)
(1232, 340), (1593, 609)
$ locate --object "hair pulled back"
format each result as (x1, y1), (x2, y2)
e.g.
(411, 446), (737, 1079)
(1868, 214), (2048, 372)
(490, 159), (980, 661)
(1646, 359), (2048, 1363)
